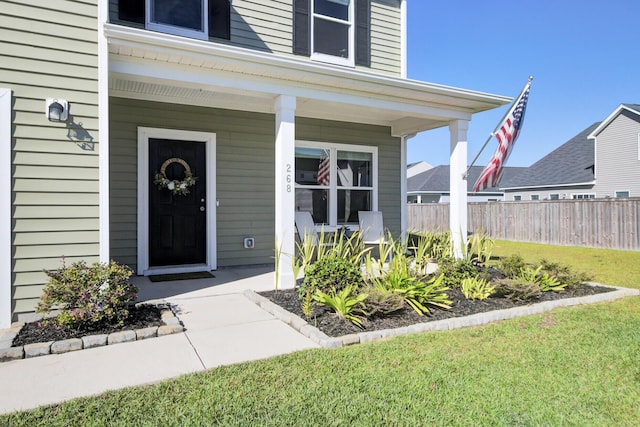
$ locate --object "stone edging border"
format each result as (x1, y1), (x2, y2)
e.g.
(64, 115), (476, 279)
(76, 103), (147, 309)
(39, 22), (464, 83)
(0, 302), (184, 363)
(243, 283), (640, 349)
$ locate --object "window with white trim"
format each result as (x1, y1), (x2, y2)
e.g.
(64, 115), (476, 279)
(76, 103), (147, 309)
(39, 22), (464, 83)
(549, 194), (559, 200)
(572, 193), (595, 199)
(530, 195), (540, 201)
(118, 1), (230, 40)
(513, 195), (521, 201)
(295, 141), (377, 226)
(615, 191), (630, 198)
(311, 0), (354, 66)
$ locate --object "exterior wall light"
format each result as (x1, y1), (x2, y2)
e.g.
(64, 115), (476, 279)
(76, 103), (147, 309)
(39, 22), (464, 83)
(46, 98), (68, 122)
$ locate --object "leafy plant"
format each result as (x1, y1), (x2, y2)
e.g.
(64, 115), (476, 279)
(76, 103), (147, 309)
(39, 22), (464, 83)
(301, 289), (314, 318)
(313, 285), (368, 328)
(410, 232), (450, 272)
(299, 256), (364, 300)
(361, 284), (406, 317)
(374, 269), (451, 316)
(436, 257), (478, 289)
(494, 278), (542, 302)
(37, 260), (138, 328)
(539, 258), (592, 289)
(461, 276), (495, 300)
(467, 231), (494, 266)
(498, 254), (527, 279)
(538, 272), (566, 292)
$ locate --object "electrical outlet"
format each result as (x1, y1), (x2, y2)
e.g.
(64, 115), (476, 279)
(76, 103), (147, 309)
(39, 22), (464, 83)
(243, 237), (255, 249)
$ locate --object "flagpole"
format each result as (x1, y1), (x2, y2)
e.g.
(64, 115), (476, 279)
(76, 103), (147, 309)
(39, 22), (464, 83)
(464, 76), (533, 179)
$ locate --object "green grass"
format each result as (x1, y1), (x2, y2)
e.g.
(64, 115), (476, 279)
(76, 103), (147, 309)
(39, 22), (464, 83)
(3, 242), (640, 426)
(492, 240), (640, 289)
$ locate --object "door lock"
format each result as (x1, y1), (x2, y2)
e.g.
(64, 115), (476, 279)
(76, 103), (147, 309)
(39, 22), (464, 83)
(200, 206), (205, 212)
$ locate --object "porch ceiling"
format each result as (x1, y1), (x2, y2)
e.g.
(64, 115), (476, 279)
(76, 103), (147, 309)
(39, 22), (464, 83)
(105, 24), (511, 136)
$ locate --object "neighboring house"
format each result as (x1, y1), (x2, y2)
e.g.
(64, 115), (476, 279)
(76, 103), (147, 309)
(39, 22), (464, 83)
(407, 160), (433, 178)
(408, 165), (526, 203)
(0, 0), (509, 326)
(500, 104), (640, 201)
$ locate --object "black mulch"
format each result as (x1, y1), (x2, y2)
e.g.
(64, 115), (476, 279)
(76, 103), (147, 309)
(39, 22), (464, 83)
(260, 285), (614, 338)
(12, 305), (164, 347)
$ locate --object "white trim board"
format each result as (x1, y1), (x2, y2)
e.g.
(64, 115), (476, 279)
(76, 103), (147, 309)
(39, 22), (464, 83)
(137, 127), (217, 275)
(0, 88), (12, 328)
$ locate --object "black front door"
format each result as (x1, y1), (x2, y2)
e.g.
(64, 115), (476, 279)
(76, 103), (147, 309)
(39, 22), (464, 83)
(149, 139), (206, 267)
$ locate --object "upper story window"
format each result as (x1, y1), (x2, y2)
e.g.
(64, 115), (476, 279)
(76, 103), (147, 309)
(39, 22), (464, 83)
(312, 0), (354, 66)
(513, 195), (522, 201)
(615, 191), (630, 198)
(119, 0), (230, 40)
(294, 0), (370, 67)
(530, 195), (540, 201)
(549, 194), (559, 200)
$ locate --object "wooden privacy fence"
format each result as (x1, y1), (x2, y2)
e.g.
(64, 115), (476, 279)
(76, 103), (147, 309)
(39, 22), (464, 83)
(407, 198), (640, 251)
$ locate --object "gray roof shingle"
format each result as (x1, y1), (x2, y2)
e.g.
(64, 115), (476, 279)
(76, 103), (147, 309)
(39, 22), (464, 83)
(499, 122), (599, 188)
(408, 165), (526, 193)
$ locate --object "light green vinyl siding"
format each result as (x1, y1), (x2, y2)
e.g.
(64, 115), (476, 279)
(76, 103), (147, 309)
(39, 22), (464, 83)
(110, 98), (400, 270)
(109, 0), (402, 76)
(0, 0), (100, 318)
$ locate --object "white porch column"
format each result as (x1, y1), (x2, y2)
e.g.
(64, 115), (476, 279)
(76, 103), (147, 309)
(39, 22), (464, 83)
(449, 120), (469, 258)
(274, 95), (296, 289)
(400, 133), (414, 241)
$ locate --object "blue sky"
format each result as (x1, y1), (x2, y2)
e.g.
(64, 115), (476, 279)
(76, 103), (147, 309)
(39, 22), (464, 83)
(406, 0), (639, 167)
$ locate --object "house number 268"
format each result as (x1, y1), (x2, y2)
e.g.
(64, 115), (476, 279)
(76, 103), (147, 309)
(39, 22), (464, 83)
(286, 164), (292, 193)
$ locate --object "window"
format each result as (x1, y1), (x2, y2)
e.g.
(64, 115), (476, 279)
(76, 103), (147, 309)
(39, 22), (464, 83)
(615, 191), (630, 198)
(311, 0), (354, 65)
(513, 195), (521, 201)
(572, 194), (595, 199)
(294, 0), (370, 67)
(120, 0), (230, 40)
(295, 142), (377, 227)
(530, 195), (540, 201)
(549, 194), (559, 200)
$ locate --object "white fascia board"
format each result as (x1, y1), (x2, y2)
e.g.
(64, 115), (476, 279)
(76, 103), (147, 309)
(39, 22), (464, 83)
(588, 104), (640, 139)
(109, 56), (474, 123)
(500, 181), (596, 191)
(104, 24), (510, 111)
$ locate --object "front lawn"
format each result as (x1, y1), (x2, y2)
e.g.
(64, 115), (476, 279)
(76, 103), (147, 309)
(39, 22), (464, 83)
(2, 242), (639, 426)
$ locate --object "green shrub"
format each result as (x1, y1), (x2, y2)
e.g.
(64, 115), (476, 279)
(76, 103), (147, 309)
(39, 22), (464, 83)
(461, 276), (495, 300)
(374, 272), (451, 316)
(467, 231), (494, 266)
(498, 254), (526, 278)
(299, 256), (364, 300)
(436, 257), (478, 289)
(37, 260), (137, 328)
(313, 285), (368, 328)
(361, 284), (406, 317)
(494, 278), (542, 302)
(539, 258), (592, 289)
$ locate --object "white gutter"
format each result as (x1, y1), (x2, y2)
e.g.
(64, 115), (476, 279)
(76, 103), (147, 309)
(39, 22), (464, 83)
(500, 181), (596, 191)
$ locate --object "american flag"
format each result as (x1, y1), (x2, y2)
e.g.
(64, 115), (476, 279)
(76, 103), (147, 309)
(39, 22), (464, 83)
(473, 81), (531, 192)
(317, 149), (330, 186)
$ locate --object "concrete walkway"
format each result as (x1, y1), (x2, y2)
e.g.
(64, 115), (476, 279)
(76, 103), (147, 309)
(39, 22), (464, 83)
(0, 266), (319, 415)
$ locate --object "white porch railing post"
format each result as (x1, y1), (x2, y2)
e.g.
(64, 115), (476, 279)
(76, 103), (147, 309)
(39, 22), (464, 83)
(274, 95), (296, 289)
(449, 120), (469, 258)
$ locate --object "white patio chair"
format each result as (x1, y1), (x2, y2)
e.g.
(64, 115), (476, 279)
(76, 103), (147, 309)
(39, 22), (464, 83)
(358, 211), (387, 245)
(295, 211), (320, 246)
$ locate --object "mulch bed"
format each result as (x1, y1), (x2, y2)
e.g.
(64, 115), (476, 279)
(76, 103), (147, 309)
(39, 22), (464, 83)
(260, 285), (614, 338)
(12, 305), (164, 347)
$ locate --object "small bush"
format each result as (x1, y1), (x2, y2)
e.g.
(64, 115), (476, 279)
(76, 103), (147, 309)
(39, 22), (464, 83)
(299, 256), (364, 300)
(539, 258), (592, 289)
(461, 276), (495, 300)
(37, 260), (137, 328)
(361, 284), (406, 317)
(498, 254), (527, 278)
(437, 257), (478, 289)
(494, 278), (542, 302)
(313, 285), (368, 328)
